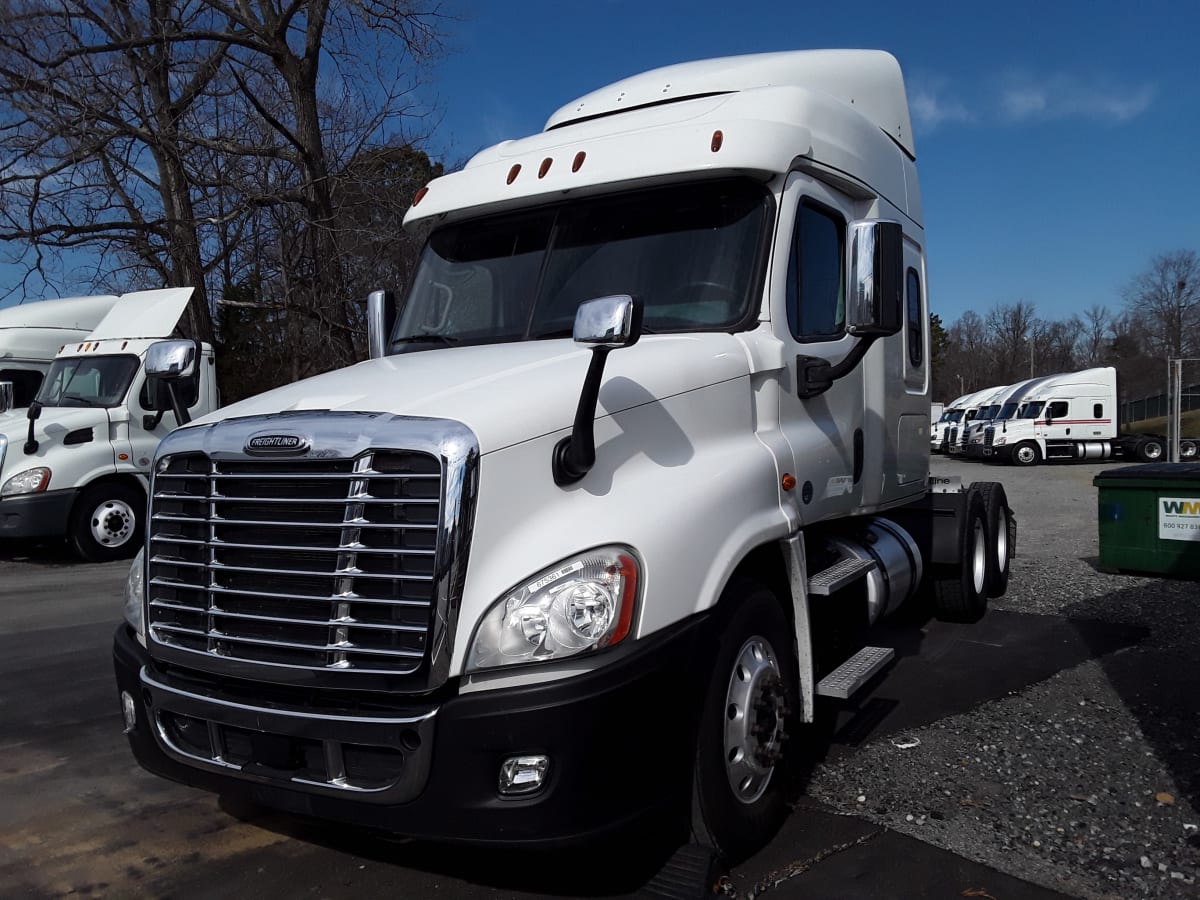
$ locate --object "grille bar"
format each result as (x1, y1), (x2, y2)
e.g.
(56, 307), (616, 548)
(147, 449), (442, 676)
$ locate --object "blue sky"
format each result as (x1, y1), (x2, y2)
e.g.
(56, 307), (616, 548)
(3, 0), (1197, 328)
(419, 0), (1200, 327)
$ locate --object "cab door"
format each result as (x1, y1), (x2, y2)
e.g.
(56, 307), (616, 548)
(773, 173), (865, 525)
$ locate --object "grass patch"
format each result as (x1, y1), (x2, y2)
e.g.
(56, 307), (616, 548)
(1123, 409), (1200, 436)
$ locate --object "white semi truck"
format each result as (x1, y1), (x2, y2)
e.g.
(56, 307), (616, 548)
(114, 51), (1014, 860)
(0, 294), (119, 413)
(947, 383), (1010, 455)
(0, 288), (217, 559)
(933, 386), (992, 454)
(983, 365), (1197, 465)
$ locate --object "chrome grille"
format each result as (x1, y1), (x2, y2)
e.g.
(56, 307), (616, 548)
(984, 427), (995, 449)
(146, 450), (442, 675)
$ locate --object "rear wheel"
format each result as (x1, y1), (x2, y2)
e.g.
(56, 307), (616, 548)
(975, 482), (1013, 597)
(692, 582), (797, 862)
(1181, 440), (1197, 460)
(1136, 438), (1164, 462)
(1010, 441), (1041, 467)
(68, 482), (144, 562)
(930, 489), (989, 623)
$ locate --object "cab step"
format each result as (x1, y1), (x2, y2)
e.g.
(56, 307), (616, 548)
(815, 645), (895, 699)
(807, 556), (875, 595)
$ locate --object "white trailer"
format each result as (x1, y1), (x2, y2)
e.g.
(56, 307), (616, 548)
(114, 50), (1014, 861)
(0, 289), (218, 559)
(0, 295), (119, 412)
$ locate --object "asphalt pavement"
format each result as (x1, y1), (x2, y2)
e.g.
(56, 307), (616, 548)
(0, 455), (1197, 898)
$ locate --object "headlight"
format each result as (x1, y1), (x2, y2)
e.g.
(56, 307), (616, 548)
(995, 436), (1007, 446)
(1, 466), (50, 496)
(468, 546), (639, 672)
(123, 547), (146, 644)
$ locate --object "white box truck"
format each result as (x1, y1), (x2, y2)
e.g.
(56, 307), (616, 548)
(0, 288), (217, 559)
(0, 294), (119, 413)
(114, 50), (1014, 860)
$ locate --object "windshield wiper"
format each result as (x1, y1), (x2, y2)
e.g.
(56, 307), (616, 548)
(60, 393), (100, 407)
(391, 333), (462, 347)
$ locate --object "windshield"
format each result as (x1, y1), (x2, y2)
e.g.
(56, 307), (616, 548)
(995, 401), (1021, 420)
(942, 410), (963, 423)
(36, 355), (139, 408)
(392, 178), (771, 351)
(1017, 401), (1045, 419)
(976, 404), (1000, 420)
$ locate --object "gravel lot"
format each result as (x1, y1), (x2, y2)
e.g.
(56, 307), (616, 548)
(807, 456), (1200, 899)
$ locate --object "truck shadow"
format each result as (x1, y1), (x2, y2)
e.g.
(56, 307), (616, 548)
(1063, 580), (1200, 815)
(217, 794), (683, 898)
(0, 537), (75, 564)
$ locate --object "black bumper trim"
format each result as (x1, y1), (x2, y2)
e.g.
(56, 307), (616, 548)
(114, 612), (709, 846)
(0, 488), (75, 538)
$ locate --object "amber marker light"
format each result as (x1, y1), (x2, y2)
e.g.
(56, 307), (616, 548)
(711, 130), (724, 152)
(572, 151), (586, 172)
(506, 164), (521, 184)
(602, 553), (640, 648)
(538, 157), (552, 178)
(412, 185), (429, 206)
(118, 453), (129, 461)
(782, 474), (797, 491)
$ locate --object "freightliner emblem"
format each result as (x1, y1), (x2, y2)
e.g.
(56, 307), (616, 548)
(245, 432), (311, 455)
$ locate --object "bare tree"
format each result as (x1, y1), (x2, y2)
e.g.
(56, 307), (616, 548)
(1123, 249), (1200, 359)
(985, 300), (1037, 383)
(1077, 304), (1111, 367)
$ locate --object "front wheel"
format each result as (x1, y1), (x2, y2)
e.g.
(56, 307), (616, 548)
(1010, 441), (1041, 467)
(68, 483), (144, 562)
(692, 582), (797, 862)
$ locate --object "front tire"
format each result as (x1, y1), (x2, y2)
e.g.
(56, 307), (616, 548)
(692, 582), (797, 862)
(1010, 441), (1041, 467)
(68, 482), (144, 562)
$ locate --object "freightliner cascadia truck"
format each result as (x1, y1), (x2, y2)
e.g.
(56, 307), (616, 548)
(114, 50), (1015, 860)
(0, 289), (216, 559)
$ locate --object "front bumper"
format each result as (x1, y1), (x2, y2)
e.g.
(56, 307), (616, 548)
(114, 614), (707, 846)
(0, 488), (75, 539)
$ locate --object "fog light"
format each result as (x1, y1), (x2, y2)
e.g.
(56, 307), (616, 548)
(499, 755), (549, 795)
(121, 690), (137, 733)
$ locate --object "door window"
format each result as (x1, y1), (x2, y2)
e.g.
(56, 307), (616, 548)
(786, 202), (845, 341)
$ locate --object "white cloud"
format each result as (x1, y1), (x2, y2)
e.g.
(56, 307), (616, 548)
(908, 75), (974, 131)
(998, 73), (1155, 124)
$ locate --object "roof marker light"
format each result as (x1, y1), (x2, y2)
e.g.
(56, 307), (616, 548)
(507, 164), (521, 185)
(572, 151), (586, 172)
(412, 185), (429, 206)
(538, 157), (552, 179)
(711, 130), (724, 152)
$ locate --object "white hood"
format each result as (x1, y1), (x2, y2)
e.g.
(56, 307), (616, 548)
(86, 287), (194, 341)
(194, 334), (751, 454)
(0, 406), (111, 481)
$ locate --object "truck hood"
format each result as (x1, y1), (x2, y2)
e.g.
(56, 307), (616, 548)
(193, 334), (752, 454)
(0, 406), (111, 480)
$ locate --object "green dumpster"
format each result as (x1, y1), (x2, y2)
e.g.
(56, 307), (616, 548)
(1094, 463), (1200, 578)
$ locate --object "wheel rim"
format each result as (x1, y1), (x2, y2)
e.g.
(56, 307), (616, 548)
(1016, 445), (1035, 464)
(971, 518), (987, 594)
(723, 636), (785, 804)
(994, 507), (1009, 573)
(91, 498), (136, 548)
(1145, 442), (1163, 460)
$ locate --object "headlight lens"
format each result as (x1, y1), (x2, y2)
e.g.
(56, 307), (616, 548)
(468, 546), (639, 672)
(995, 436), (1007, 446)
(123, 547), (146, 644)
(1, 466), (50, 496)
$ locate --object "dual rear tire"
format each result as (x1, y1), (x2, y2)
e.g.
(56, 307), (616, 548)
(930, 482), (1012, 623)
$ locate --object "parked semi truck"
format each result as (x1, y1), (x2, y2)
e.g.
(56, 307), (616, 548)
(934, 386), (991, 454)
(0, 294), (119, 412)
(114, 50), (1014, 860)
(983, 366), (1197, 465)
(0, 288), (216, 559)
(948, 383), (1010, 455)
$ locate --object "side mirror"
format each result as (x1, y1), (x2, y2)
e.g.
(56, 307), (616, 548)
(145, 340), (199, 426)
(552, 295), (644, 486)
(146, 340), (197, 378)
(573, 294), (643, 348)
(846, 220), (903, 337)
(0, 381), (12, 414)
(367, 289), (398, 360)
